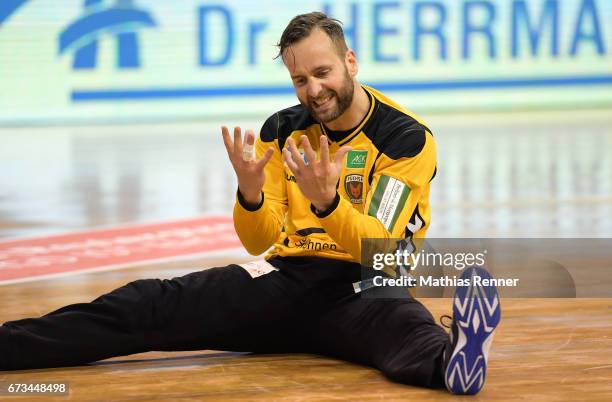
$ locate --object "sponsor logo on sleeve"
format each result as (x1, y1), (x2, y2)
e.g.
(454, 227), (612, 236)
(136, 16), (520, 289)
(367, 175), (411, 231)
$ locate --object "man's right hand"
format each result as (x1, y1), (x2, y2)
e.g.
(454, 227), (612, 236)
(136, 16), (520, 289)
(221, 126), (274, 207)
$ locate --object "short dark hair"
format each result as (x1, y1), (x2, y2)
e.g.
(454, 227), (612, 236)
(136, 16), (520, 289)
(276, 12), (348, 60)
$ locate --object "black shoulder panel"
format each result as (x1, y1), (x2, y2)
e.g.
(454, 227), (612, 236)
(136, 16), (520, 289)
(363, 102), (428, 159)
(259, 104), (317, 149)
(259, 113), (280, 143)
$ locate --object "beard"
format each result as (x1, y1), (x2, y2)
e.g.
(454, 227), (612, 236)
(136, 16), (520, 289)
(303, 69), (355, 123)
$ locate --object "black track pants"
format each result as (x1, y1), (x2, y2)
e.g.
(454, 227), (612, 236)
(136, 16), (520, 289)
(0, 257), (448, 388)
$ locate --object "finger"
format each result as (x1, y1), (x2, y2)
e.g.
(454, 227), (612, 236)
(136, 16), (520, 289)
(287, 137), (306, 169)
(233, 126), (243, 155)
(300, 135), (316, 165)
(319, 135), (330, 164)
(244, 129), (255, 146)
(243, 129), (255, 161)
(333, 145), (353, 169)
(282, 147), (300, 174)
(255, 147), (274, 170)
(221, 126), (233, 156)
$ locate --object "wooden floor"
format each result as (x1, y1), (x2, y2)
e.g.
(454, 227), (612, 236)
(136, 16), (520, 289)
(0, 259), (611, 401)
(1, 109), (611, 400)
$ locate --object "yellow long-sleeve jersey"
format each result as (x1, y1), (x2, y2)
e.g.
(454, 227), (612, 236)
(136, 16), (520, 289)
(233, 85), (437, 264)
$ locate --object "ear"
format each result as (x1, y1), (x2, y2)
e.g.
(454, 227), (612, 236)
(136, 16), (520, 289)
(345, 49), (358, 77)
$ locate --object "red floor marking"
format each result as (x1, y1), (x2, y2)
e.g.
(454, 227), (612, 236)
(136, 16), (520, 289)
(0, 216), (242, 282)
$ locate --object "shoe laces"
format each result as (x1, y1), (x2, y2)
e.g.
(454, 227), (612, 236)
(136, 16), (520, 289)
(439, 314), (453, 329)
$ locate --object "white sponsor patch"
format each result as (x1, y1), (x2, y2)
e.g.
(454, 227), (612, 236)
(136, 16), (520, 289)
(238, 259), (278, 278)
(376, 177), (408, 230)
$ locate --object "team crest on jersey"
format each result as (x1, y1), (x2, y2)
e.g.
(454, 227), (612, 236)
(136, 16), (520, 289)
(344, 174), (363, 204)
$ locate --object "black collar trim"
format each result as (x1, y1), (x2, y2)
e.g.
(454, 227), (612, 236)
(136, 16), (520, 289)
(320, 87), (375, 144)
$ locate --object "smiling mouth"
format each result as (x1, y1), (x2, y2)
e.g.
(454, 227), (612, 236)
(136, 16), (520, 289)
(312, 94), (334, 109)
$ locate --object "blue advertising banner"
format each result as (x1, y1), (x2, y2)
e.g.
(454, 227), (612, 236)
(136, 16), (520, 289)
(0, 0), (611, 124)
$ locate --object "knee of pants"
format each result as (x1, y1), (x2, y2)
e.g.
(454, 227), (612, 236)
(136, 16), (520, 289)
(94, 278), (165, 330)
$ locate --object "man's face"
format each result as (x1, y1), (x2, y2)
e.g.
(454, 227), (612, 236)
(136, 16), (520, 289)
(283, 29), (357, 123)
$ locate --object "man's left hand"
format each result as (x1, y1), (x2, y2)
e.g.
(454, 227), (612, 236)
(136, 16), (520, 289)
(282, 135), (351, 212)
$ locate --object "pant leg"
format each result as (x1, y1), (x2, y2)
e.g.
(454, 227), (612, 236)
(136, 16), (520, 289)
(309, 286), (449, 389)
(0, 264), (308, 370)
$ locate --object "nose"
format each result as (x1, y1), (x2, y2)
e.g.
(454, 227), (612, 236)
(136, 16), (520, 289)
(306, 79), (323, 99)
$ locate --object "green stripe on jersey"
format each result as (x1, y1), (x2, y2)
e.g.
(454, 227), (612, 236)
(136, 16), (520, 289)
(388, 185), (410, 231)
(368, 175), (410, 231)
(368, 175), (390, 217)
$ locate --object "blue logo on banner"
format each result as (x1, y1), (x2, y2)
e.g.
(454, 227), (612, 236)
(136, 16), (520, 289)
(0, 0), (30, 27)
(59, 0), (156, 69)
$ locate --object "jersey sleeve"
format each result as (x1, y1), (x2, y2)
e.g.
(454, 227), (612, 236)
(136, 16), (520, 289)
(233, 115), (288, 255)
(314, 129), (436, 263)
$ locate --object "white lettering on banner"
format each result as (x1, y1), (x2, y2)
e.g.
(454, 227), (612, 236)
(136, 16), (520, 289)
(0, 223), (235, 259)
(0, 218), (242, 282)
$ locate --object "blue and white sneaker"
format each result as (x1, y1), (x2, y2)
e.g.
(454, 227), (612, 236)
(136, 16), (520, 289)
(444, 266), (501, 395)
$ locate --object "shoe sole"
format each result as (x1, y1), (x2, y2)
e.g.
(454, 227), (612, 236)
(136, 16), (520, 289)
(445, 266), (501, 395)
